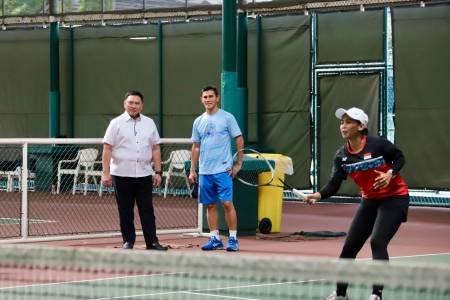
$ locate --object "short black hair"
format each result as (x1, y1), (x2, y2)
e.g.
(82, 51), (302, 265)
(355, 121), (369, 135)
(124, 91), (144, 102)
(201, 85), (219, 96)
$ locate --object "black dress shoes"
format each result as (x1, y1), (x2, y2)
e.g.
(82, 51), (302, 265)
(122, 241), (134, 249)
(147, 241), (169, 251)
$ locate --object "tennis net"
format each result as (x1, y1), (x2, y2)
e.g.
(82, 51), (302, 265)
(0, 244), (449, 300)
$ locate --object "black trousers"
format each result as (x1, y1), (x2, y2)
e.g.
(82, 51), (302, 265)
(337, 195), (409, 296)
(112, 175), (158, 247)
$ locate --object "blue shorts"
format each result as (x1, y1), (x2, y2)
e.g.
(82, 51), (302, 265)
(199, 172), (233, 205)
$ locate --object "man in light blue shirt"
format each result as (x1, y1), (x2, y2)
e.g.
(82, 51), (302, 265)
(189, 85), (244, 252)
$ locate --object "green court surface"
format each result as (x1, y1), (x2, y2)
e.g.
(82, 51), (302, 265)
(0, 218), (54, 225)
(1, 253), (449, 300)
(390, 253), (450, 265)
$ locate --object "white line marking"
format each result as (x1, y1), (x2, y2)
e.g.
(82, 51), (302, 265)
(0, 217), (56, 224)
(87, 279), (321, 299)
(390, 252), (450, 259)
(357, 252), (450, 261)
(183, 291), (258, 300)
(191, 279), (320, 292)
(0, 272), (183, 290)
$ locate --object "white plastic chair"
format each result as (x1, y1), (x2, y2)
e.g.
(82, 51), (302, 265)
(0, 170), (10, 191)
(0, 168), (16, 192)
(161, 150), (191, 198)
(10, 167), (36, 192)
(86, 161), (104, 196)
(56, 148), (99, 195)
(0, 167), (35, 192)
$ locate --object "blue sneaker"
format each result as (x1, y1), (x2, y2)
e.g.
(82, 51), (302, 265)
(201, 236), (224, 251)
(226, 237), (239, 252)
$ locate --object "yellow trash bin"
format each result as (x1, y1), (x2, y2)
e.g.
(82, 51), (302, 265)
(247, 153), (293, 233)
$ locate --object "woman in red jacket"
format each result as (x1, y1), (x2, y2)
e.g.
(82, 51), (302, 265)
(304, 107), (409, 300)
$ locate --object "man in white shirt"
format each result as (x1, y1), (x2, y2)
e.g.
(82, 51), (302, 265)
(102, 91), (168, 251)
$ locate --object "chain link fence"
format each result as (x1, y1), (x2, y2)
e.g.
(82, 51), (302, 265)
(1, 0), (437, 27)
(0, 138), (199, 241)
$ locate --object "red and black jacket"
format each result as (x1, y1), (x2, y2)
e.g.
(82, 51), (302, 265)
(320, 135), (409, 200)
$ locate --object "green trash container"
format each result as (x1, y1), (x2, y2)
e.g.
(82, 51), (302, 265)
(29, 145), (79, 192)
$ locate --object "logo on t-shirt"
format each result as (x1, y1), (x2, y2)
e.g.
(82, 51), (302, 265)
(205, 122), (216, 137)
(363, 152), (372, 160)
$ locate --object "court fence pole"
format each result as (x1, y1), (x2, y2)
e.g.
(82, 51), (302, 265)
(21, 143), (29, 240)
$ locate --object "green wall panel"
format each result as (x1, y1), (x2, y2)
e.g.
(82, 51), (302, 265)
(246, 18), (258, 144)
(319, 74), (380, 197)
(162, 21), (222, 138)
(0, 29), (49, 137)
(317, 10), (384, 63)
(393, 5), (450, 189)
(258, 15), (311, 188)
(72, 25), (159, 137)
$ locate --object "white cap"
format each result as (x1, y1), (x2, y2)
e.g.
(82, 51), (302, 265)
(335, 107), (369, 126)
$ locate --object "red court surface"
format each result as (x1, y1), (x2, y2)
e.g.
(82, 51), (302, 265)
(22, 202), (450, 260)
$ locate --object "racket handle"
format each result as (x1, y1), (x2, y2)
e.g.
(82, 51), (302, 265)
(292, 189), (307, 200)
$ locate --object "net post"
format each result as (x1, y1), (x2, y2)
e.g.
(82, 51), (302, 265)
(197, 203), (203, 234)
(21, 142), (29, 239)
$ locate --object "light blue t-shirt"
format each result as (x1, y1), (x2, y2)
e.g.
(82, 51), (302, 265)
(191, 109), (242, 175)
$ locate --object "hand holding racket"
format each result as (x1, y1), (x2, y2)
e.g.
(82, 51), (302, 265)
(302, 192), (321, 205)
(292, 188), (307, 201)
(230, 160), (243, 178)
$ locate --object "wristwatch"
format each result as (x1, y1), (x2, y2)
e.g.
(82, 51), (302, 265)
(155, 171), (162, 175)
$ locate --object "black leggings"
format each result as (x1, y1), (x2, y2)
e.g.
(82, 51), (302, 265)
(336, 196), (409, 297)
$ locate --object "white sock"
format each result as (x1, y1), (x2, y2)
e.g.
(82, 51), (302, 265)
(210, 230), (219, 239)
(229, 230), (237, 239)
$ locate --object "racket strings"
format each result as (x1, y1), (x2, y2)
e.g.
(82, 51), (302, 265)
(234, 149), (275, 187)
(233, 149), (307, 200)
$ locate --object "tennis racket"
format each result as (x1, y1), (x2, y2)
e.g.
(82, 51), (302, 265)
(232, 148), (306, 200)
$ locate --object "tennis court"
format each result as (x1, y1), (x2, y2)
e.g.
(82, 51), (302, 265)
(0, 245), (449, 300)
(1, 1), (450, 299)
(1, 202), (449, 299)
